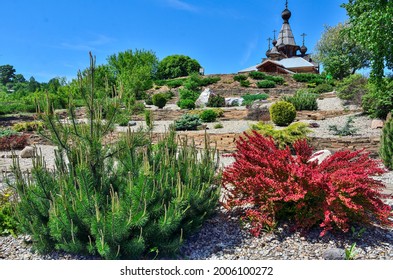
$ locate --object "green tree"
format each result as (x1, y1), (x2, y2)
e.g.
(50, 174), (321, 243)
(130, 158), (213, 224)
(314, 23), (370, 80)
(108, 49), (158, 100)
(156, 55), (201, 80)
(0, 65), (16, 85)
(342, 0), (393, 80)
(28, 76), (40, 92)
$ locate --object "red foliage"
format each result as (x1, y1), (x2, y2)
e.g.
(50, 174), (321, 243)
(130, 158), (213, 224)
(222, 131), (393, 237)
(0, 134), (29, 151)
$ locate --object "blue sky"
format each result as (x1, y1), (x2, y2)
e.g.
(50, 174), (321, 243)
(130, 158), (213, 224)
(0, 0), (348, 82)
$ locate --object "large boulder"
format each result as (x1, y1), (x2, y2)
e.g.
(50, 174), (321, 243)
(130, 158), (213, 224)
(195, 88), (212, 108)
(225, 97), (244, 107)
(20, 146), (35, 158)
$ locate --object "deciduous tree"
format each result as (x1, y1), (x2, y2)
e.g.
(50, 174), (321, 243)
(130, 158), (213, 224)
(314, 23), (370, 79)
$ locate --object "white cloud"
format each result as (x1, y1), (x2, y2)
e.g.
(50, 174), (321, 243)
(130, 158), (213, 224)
(241, 36), (259, 65)
(166, 0), (199, 12)
(60, 34), (115, 52)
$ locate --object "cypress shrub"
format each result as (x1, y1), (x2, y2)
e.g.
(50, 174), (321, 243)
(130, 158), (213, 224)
(380, 118), (393, 170)
(269, 101), (296, 126)
(152, 93), (167, 108)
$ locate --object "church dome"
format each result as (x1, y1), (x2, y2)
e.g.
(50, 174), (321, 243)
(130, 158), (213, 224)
(300, 45), (308, 55)
(281, 8), (291, 22)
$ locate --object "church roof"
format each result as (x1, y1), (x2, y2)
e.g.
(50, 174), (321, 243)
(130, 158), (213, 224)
(276, 23), (297, 47)
(278, 57), (315, 68)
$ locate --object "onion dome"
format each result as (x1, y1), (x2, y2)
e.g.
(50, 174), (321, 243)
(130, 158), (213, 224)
(266, 50), (271, 57)
(281, 8), (291, 23)
(272, 39), (277, 46)
(300, 45), (308, 55)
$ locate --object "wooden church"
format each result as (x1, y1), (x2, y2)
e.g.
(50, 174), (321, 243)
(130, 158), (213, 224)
(239, 1), (319, 74)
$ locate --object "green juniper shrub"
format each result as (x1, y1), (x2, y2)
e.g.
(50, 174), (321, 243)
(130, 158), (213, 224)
(0, 189), (19, 236)
(9, 53), (220, 260)
(282, 90), (318, 111)
(240, 79), (251, 87)
(152, 93), (167, 109)
(13, 121), (43, 132)
(189, 108), (224, 118)
(242, 93), (269, 106)
(257, 80), (276, 88)
(129, 101), (145, 115)
(313, 83), (334, 94)
(0, 128), (17, 138)
(174, 114), (202, 131)
(328, 116), (358, 136)
(233, 74), (248, 82)
(207, 93), (225, 108)
(380, 118), (393, 170)
(177, 99), (196, 110)
(265, 75), (285, 85)
(166, 79), (185, 88)
(293, 73), (326, 85)
(250, 122), (310, 149)
(269, 100), (297, 126)
(179, 88), (199, 102)
(248, 71), (267, 80)
(162, 91), (174, 101)
(200, 109), (218, 122)
(336, 74), (368, 106)
(198, 76), (221, 87)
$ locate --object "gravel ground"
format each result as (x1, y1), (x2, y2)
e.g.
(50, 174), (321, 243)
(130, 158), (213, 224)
(1, 96), (392, 260)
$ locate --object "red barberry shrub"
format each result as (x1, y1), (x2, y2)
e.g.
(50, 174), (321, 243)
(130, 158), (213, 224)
(222, 131), (393, 237)
(0, 134), (29, 151)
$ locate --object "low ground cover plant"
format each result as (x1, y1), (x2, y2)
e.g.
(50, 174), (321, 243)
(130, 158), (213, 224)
(328, 116), (358, 136)
(222, 132), (393, 237)
(0, 133), (29, 151)
(250, 122), (310, 149)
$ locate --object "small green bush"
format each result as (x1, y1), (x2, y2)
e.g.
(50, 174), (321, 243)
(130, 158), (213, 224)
(240, 80), (251, 87)
(166, 79), (185, 88)
(270, 101), (297, 126)
(336, 74), (368, 106)
(174, 114), (202, 131)
(177, 99), (196, 110)
(293, 73), (325, 85)
(214, 123), (223, 129)
(380, 119), (393, 170)
(257, 80), (276, 88)
(242, 93), (269, 106)
(207, 93), (225, 108)
(13, 121), (43, 132)
(313, 83), (334, 94)
(265, 75), (285, 85)
(0, 189), (18, 236)
(200, 109), (218, 122)
(145, 110), (153, 129)
(234, 75), (248, 82)
(179, 88), (199, 102)
(189, 108), (224, 118)
(0, 128), (17, 138)
(282, 91), (318, 111)
(249, 71), (267, 80)
(198, 77), (221, 86)
(152, 93), (167, 109)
